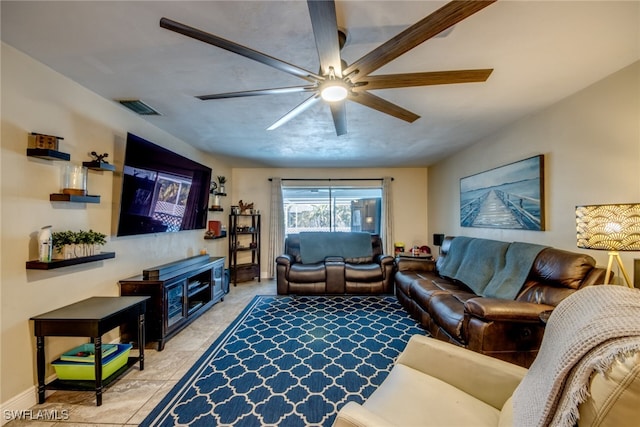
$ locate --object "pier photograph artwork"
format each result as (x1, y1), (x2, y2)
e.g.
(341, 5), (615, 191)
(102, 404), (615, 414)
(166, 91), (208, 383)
(460, 155), (545, 230)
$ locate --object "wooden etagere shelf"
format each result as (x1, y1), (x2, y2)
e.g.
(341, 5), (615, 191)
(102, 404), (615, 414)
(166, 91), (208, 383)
(228, 214), (261, 286)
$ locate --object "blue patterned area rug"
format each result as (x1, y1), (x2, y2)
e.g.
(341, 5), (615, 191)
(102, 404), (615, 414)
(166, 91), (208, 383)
(140, 295), (423, 427)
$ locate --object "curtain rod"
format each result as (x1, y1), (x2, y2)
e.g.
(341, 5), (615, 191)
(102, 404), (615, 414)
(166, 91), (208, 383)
(268, 178), (393, 182)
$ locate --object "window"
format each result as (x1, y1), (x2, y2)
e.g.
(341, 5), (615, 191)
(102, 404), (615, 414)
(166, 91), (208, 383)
(283, 186), (382, 235)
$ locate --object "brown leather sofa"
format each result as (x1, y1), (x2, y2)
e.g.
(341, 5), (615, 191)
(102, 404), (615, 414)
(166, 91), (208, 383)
(396, 236), (607, 367)
(276, 232), (395, 295)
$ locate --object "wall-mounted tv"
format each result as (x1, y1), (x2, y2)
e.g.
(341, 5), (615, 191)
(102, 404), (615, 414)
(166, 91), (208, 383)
(116, 132), (211, 237)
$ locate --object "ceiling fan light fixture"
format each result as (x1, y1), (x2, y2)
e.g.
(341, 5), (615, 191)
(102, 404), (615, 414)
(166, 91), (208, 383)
(320, 81), (348, 102)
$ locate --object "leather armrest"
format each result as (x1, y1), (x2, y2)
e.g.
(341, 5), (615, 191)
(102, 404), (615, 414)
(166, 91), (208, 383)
(333, 401), (394, 427)
(375, 254), (395, 266)
(325, 256), (344, 263)
(396, 335), (527, 409)
(276, 254), (294, 266)
(396, 258), (436, 272)
(465, 298), (555, 322)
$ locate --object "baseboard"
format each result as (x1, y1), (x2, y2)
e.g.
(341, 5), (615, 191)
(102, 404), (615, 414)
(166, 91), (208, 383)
(0, 380), (56, 426)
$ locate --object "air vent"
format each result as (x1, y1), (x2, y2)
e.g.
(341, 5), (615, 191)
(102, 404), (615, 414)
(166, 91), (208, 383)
(116, 99), (160, 116)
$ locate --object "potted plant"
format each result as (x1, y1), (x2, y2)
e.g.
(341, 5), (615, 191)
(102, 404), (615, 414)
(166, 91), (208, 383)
(217, 176), (226, 194)
(52, 229), (107, 259)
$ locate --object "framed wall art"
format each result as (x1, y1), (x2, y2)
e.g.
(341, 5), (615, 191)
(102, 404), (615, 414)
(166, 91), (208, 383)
(460, 155), (545, 230)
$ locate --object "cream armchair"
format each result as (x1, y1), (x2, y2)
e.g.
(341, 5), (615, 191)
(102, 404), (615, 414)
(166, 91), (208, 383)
(333, 286), (640, 427)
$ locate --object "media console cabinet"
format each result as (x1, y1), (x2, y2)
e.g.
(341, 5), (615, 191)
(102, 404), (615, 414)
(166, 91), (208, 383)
(119, 255), (226, 350)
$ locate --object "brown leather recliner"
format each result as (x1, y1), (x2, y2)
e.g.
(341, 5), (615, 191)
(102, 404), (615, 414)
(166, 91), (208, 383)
(276, 233), (395, 295)
(395, 236), (608, 367)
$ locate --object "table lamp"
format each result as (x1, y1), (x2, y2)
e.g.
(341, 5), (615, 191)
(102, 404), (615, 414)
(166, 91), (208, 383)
(576, 203), (640, 287)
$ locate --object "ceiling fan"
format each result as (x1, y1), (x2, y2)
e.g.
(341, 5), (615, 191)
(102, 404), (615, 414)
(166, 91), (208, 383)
(160, 0), (496, 136)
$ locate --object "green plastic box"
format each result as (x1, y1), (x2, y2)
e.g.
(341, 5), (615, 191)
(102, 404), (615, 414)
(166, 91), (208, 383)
(60, 343), (118, 362)
(52, 343), (131, 380)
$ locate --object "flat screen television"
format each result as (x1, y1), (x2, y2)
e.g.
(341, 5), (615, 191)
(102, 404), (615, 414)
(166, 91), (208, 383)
(116, 132), (211, 237)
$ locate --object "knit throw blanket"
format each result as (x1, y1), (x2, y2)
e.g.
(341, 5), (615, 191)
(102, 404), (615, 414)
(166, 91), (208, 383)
(513, 286), (640, 427)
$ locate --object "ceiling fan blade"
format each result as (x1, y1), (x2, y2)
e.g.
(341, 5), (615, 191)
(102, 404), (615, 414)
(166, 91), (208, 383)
(343, 1), (496, 82)
(160, 17), (322, 83)
(307, 0), (343, 76)
(267, 95), (321, 131)
(355, 69), (493, 91)
(350, 91), (420, 123)
(197, 85), (317, 100)
(329, 101), (347, 136)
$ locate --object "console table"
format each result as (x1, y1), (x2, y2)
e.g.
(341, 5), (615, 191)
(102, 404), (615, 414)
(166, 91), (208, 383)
(31, 296), (149, 406)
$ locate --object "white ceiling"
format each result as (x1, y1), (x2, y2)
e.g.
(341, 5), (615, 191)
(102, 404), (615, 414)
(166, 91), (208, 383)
(2, 1), (638, 168)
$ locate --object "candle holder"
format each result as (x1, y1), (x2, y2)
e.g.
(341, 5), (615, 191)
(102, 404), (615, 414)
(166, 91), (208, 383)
(62, 165), (87, 196)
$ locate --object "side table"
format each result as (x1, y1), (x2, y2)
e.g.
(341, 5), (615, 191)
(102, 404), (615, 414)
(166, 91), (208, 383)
(395, 253), (435, 275)
(31, 296), (149, 406)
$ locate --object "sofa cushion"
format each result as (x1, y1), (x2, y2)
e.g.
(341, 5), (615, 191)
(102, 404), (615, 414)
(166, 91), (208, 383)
(428, 293), (467, 341)
(530, 247), (597, 290)
(288, 263), (325, 282)
(345, 263), (383, 282)
(516, 282), (577, 306)
(360, 364), (501, 426)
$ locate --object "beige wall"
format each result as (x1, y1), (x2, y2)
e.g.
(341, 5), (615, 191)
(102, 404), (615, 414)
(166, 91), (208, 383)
(0, 44), (232, 408)
(428, 61), (640, 277)
(231, 168), (428, 277)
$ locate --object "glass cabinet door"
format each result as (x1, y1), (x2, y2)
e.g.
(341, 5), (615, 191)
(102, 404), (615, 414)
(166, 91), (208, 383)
(166, 280), (185, 328)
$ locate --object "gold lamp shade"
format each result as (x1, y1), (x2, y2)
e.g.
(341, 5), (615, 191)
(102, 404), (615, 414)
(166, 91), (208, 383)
(576, 203), (640, 287)
(576, 204), (640, 250)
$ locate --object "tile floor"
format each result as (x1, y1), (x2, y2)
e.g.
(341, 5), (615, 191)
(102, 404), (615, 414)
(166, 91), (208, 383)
(7, 279), (276, 426)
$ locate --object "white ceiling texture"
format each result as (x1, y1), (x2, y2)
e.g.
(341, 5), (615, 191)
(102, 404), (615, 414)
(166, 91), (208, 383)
(2, 1), (638, 167)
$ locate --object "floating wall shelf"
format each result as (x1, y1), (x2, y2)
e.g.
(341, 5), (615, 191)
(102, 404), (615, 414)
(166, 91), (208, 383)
(26, 148), (71, 161)
(50, 194), (100, 203)
(204, 235), (226, 240)
(82, 161), (116, 172)
(26, 252), (116, 270)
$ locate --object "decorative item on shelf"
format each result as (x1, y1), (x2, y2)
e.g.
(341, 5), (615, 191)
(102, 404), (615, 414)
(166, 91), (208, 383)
(61, 164), (88, 196)
(576, 203), (640, 288)
(29, 132), (63, 150)
(394, 242), (405, 255)
(208, 220), (222, 236)
(231, 205), (240, 215)
(217, 176), (226, 195)
(38, 225), (53, 262)
(209, 181), (222, 209)
(51, 229), (107, 260)
(238, 200), (254, 214)
(89, 151), (108, 163)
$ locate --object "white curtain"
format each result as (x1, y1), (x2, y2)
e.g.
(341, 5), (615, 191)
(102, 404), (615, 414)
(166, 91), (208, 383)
(381, 177), (394, 255)
(267, 178), (285, 278)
